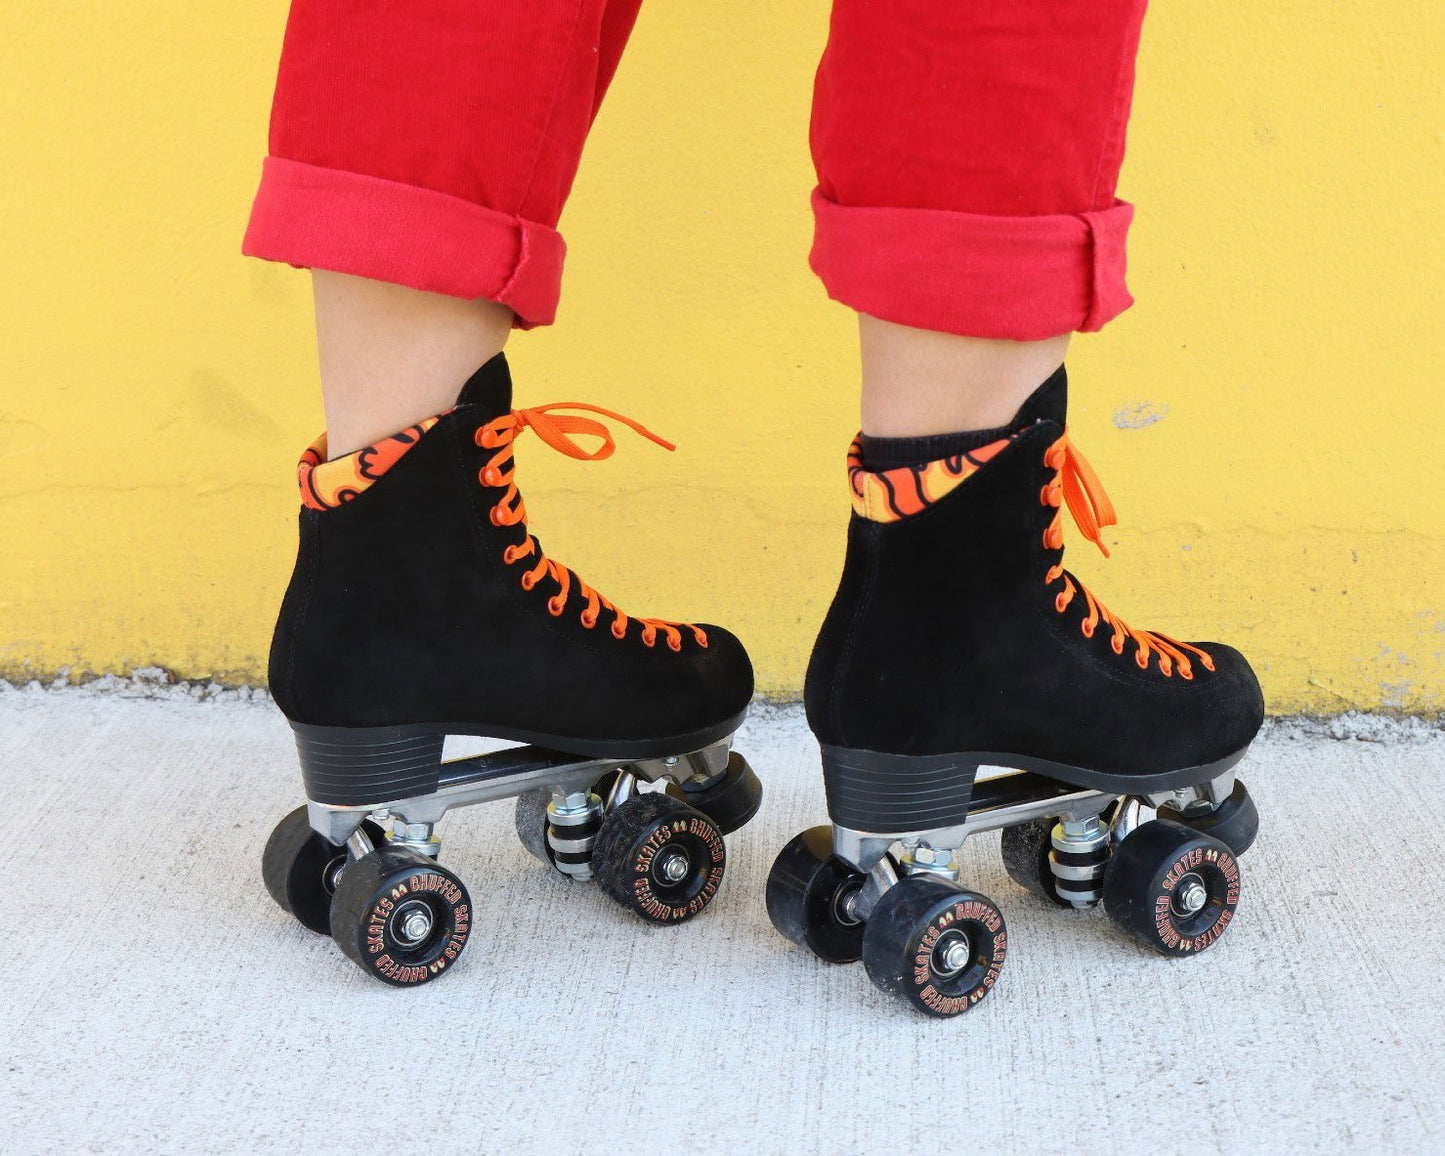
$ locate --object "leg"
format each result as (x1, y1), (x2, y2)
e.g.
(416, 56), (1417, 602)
(806, 0), (1262, 786)
(247, 3), (759, 985)
(813, 0), (1147, 437)
(246, 0), (644, 454)
(774, 1), (1263, 1016)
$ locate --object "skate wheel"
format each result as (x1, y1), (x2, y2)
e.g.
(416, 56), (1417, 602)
(1102, 819), (1240, 956)
(261, 806), (387, 935)
(513, 790), (555, 866)
(592, 794), (726, 924)
(861, 876), (1008, 1018)
(1158, 780), (1259, 857)
(514, 770), (617, 871)
(329, 847), (472, 986)
(999, 818), (1069, 907)
(765, 826), (868, 964)
(666, 751), (763, 835)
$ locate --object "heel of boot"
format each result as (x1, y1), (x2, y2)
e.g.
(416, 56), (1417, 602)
(820, 745), (979, 832)
(291, 722), (444, 807)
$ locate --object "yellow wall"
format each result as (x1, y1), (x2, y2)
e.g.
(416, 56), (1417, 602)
(2, 3), (1442, 712)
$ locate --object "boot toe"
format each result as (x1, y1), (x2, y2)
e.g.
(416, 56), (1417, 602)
(1193, 641), (1266, 757)
(694, 622), (755, 719)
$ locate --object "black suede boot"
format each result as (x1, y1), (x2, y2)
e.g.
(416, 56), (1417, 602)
(768, 366), (1262, 1017)
(271, 353), (753, 777)
(805, 366), (1262, 812)
(261, 355), (761, 986)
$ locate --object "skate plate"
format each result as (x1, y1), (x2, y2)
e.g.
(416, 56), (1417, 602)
(306, 739), (730, 844)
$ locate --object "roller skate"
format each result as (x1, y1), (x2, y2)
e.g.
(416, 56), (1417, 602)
(261, 354), (761, 986)
(767, 366), (1263, 1017)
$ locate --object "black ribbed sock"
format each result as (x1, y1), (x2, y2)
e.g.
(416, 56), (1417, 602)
(859, 423), (1018, 472)
(859, 364), (1062, 472)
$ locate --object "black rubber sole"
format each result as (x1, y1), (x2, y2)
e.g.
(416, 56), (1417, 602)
(820, 742), (1251, 832)
(293, 710), (748, 807)
(820, 747), (980, 831)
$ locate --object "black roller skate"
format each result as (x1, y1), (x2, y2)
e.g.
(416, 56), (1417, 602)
(261, 354), (761, 986)
(767, 366), (1263, 1017)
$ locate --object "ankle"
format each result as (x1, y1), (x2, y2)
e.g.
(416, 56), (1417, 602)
(858, 314), (1069, 437)
(858, 364), (1066, 472)
(314, 271), (513, 457)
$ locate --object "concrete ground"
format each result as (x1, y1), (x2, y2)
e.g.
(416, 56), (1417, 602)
(3, 682), (1442, 1155)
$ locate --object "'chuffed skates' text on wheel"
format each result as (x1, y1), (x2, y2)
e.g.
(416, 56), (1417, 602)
(768, 367), (1264, 1018)
(259, 355), (761, 985)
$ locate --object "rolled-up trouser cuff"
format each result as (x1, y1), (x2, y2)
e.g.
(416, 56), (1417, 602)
(809, 189), (1135, 340)
(242, 157), (565, 329)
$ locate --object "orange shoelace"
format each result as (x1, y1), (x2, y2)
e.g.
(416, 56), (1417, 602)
(1041, 432), (1213, 680)
(475, 403), (708, 652)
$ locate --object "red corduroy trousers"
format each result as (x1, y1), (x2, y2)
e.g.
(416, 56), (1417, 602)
(243, 1), (1148, 340)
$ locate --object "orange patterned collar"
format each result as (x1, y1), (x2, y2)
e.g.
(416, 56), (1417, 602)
(297, 415), (444, 510)
(846, 432), (1020, 523)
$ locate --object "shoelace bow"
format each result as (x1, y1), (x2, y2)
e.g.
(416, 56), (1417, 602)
(474, 403), (708, 651)
(1041, 432), (1213, 679)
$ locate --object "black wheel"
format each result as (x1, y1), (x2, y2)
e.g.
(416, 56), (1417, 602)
(329, 847), (472, 986)
(1158, 780), (1259, 857)
(1102, 819), (1240, 956)
(592, 794), (726, 924)
(514, 789), (556, 866)
(261, 806), (387, 935)
(999, 818), (1069, 907)
(861, 876), (1008, 1018)
(765, 826), (869, 964)
(514, 772), (618, 870)
(666, 752), (763, 835)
